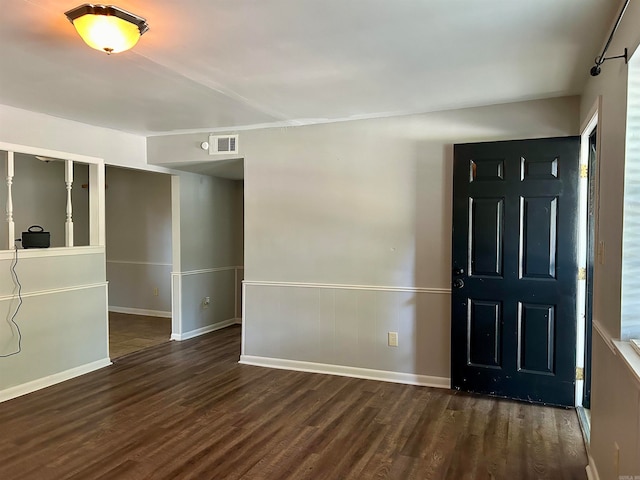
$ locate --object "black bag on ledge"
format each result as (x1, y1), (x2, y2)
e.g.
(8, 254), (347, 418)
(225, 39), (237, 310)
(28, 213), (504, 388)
(22, 225), (50, 249)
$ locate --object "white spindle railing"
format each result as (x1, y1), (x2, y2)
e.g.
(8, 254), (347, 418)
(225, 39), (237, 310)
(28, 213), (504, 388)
(6, 151), (14, 249)
(65, 159), (74, 247)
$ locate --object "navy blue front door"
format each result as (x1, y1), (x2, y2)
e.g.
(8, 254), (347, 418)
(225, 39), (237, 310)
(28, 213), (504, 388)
(451, 137), (580, 407)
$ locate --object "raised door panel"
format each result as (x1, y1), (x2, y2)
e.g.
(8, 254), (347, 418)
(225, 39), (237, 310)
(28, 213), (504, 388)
(469, 198), (504, 277)
(519, 196), (558, 280)
(467, 299), (502, 368)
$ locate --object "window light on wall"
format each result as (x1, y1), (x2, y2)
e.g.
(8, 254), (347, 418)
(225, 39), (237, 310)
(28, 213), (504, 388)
(621, 53), (640, 343)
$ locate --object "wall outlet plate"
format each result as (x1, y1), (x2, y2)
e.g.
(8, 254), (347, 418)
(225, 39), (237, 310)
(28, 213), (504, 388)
(388, 331), (398, 347)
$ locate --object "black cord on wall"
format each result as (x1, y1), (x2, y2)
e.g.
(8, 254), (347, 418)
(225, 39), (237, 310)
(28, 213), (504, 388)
(0, 245), (23, 358)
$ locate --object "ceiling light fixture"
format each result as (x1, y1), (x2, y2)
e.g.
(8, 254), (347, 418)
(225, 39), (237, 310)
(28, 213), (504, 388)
(65, 4), (149, 54)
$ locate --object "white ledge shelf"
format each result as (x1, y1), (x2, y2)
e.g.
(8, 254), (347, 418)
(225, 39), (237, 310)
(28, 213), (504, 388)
(0, 245), (104, 261)
(613, 340), (640, 389)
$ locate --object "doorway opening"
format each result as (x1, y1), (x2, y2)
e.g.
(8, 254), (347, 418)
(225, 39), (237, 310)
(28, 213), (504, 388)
(168, 159), (244, 344)
(105, 166), (173, 359)
(576, 101), (600, 442)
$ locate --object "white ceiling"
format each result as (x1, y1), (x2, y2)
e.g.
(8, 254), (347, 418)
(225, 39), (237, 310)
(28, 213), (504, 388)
(0, 0), (620, 136)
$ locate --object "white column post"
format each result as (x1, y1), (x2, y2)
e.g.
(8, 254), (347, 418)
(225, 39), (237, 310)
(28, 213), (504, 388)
(89, 162), (105, 246)
(65, 159), (74, 247)
(6, 152), (14, 249)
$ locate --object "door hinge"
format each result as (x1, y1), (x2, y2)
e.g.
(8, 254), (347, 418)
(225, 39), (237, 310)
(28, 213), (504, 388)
(580, 165), (588, 178)
(578, 267), (587, 280)
(576, 367), (584, 380)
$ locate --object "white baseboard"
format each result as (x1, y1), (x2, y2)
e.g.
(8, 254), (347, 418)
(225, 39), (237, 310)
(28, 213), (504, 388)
(234, 318), (242, 325)
(585, 455), (600, 480)
(109, 306), (172, 318)
(0, 358), (112, 403)
(171, 318), (237, 341)
(239, 355), (451, 389)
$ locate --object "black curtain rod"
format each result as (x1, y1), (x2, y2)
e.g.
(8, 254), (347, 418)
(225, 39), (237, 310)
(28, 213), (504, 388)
(590, 0), (630, 76)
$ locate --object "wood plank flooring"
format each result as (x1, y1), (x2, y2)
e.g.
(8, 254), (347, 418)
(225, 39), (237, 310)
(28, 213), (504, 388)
(109, 312), (171, 359)
(0, 326), (588, 479)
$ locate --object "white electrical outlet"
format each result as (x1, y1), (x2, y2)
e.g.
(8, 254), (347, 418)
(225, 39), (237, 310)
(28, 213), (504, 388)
(153, 287), (159, 296)
(388, 331), (398, 347)
(203, 296), (211, 309)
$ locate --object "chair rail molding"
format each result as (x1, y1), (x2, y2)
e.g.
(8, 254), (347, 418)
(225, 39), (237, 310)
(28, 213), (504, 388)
(242, 280), (451, 295)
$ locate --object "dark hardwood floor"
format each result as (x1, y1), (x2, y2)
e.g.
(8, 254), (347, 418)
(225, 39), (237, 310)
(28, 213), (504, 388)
(0, 326), (587, 479)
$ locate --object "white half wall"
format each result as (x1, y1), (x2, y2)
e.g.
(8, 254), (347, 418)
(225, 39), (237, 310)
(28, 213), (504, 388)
(0, 250), (109, 399)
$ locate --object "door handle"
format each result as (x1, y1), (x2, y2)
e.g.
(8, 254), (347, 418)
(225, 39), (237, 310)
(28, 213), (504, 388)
(453, 279), (464, 289)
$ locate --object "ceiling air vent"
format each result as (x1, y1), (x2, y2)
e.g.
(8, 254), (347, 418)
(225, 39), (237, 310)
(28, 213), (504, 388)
(208, 134), (238, 155)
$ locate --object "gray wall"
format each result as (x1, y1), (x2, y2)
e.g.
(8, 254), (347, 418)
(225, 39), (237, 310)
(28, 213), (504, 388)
(235, 182), (245, 266)
(105, 167), (172, 315)
(580, 0), (640, 477)
(242, 96), (579, 379)
(172, 172), (243, 337)
(235, 181), (244, 317)
(0, 104), (149, 171)
(149, 96), (580, 380)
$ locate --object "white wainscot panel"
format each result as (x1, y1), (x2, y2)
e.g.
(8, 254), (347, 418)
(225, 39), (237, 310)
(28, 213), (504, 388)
(243, 283), (451, 381)
(0, 251), (105, 296)
(173, 267), (238, 339)
(0, 284), (109, 396)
